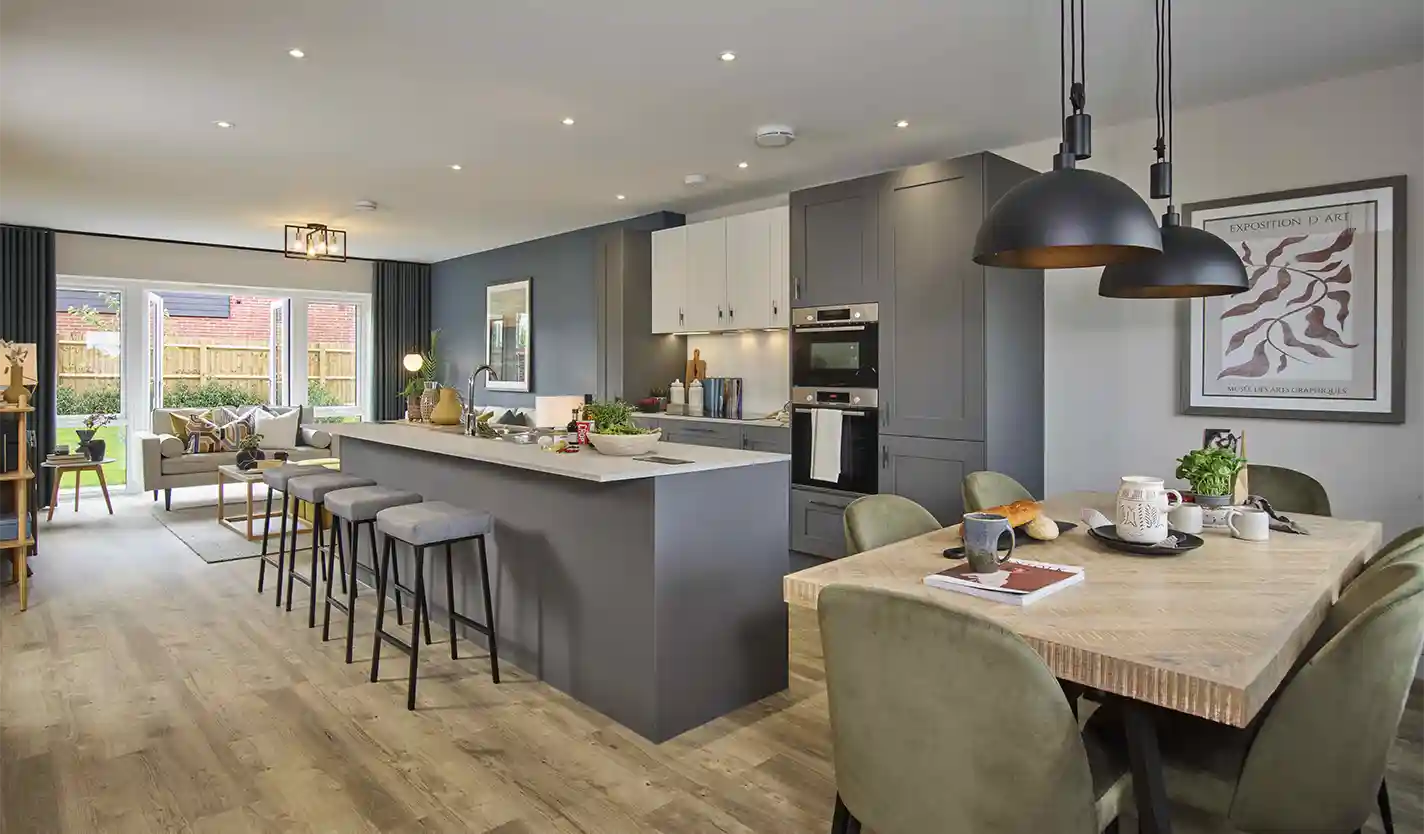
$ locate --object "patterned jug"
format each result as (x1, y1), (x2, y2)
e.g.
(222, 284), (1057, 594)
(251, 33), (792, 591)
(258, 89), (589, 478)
(1115, 476), (1183, 544)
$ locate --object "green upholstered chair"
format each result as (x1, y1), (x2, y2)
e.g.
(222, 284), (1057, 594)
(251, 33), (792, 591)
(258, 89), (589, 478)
(819, 585), (1127, 834)
(1246, 464), (1332, 516)
(843, 494), (941, 555)
(1361, 525), (1424, 578)
(962, 470), (1035, 513)
(1090, 561), (1424, 834)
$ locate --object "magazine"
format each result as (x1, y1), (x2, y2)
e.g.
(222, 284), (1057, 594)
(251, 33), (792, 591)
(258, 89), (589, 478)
(923, 558), (1084, 606)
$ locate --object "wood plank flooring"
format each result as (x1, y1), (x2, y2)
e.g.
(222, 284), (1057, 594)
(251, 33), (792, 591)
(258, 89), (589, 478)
(3, 493), (1421, 833)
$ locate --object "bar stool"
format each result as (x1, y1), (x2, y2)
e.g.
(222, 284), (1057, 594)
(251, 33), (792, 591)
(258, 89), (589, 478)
(256, 463), (328, 606)
(285, 472), (375, 627)
(370, 501), (500, 710)
(321, 485), (425, 663)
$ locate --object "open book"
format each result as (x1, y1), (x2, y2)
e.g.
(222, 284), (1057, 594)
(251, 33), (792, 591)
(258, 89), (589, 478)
(923, 558), (1084, 606)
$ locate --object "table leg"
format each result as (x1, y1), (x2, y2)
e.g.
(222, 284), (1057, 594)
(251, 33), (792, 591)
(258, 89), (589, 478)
(245, 480), (255, 539)
(73, 470), (81, 512)
(1121, 699), (1173, 834)
(95, 466), (113, 515)
(47, 469), (60, 521)
(217, 472), (226, 523)
(17, 548), (26, 611)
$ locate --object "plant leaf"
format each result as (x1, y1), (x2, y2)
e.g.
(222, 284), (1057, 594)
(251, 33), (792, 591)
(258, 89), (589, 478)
(1246, 265), (1272, 290)
(1217, 340), (1271, 379)
(1264, 235), (1307, 265)
(1280, 320), (1331, 358)
(1315, 260), (1341, 274)
(1221, 268), (1292, 319)
(1240, 241), (1254, 265)
(1276, 351), (1289, 372)
(1283, 280), (1318, 306)
(1325, 289), (1351, 325)
(1324, 264), (1353, 285)
(1295, 227), (1354, 263)
(1225, 318), (1272, 355)
(1304, 306), (1357, 348)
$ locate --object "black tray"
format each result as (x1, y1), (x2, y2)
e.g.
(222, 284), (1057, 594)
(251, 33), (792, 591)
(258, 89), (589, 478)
(1087, 525), (1204, 556)
(943, 520), (1078, 558)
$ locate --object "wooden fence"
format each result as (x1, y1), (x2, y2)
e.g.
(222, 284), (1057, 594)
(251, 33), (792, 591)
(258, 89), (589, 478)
(57, 340), (356, 405)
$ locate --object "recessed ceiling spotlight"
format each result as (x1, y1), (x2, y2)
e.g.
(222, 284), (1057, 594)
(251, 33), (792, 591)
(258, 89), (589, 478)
(896, 120), (910, 129)
(616, 194), (627, 201)
(288, 48), (306, 58)
(449, 164), (462, 170)
(213, 120), (234, 128)
(720, 51), (737, 62)
(737, 161), (749, 169)
(561, 117), (575, 126)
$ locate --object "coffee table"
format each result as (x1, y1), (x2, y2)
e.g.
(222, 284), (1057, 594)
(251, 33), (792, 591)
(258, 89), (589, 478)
(217, 464), (310, 542)
(42, 458), (115, 520)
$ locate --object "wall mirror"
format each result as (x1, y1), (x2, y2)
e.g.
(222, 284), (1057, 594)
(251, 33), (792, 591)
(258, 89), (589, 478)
(485, 278), (531, 391)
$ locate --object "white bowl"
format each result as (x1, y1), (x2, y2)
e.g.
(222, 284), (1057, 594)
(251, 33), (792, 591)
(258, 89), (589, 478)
(586, 429), (662, 456)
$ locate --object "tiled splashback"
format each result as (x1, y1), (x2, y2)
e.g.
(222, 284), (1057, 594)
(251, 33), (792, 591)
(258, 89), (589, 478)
(684, 331), (789, 418)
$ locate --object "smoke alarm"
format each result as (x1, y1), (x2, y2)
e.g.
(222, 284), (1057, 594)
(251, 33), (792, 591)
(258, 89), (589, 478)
(684, 173), (708, 187)
(754, 125), (796, 148)
(354, 200), (378, 211)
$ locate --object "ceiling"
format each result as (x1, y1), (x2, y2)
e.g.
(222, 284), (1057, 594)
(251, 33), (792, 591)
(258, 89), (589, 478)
(2, 0), (1420, 263)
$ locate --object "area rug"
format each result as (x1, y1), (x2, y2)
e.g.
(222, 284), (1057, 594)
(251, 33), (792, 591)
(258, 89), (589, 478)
(150, 501), (281, 564)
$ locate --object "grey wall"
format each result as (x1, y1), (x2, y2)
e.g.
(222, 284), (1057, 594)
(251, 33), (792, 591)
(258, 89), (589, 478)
(431, 212), (681, 408)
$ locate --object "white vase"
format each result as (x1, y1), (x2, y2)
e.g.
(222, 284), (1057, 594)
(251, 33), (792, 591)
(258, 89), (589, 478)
(1116, 476), (1183, 544)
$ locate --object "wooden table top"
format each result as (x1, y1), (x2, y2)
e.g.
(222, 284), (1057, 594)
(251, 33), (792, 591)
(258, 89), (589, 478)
(783, 491), (1383, 727)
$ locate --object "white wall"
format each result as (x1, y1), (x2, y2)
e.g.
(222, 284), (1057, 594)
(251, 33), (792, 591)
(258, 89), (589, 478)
(57, 233), (373, 294)
(685, 331), (790, 417)
(994, 63), (1423, 538)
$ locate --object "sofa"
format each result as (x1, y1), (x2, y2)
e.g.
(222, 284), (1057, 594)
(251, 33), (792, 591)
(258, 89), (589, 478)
(137, 406), (336, 509)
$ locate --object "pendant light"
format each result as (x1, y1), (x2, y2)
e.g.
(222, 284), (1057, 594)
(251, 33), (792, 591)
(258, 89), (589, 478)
(1098, 0), (1247, 297)
(973, 0), (1161, 269)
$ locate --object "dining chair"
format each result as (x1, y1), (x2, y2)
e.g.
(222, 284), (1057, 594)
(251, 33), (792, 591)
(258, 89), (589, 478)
(1361, 525), (1424, 577)
(1089, 560), (1424, 834)
(1246, 464), (1332, 516)
(819, 585), (1127, 834)
(961, 470), (1035, 512)
(842, 494), (940, 555)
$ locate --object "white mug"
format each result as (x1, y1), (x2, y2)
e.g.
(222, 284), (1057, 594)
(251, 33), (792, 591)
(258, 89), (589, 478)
(1168, 503), (1203, 535)
(1116, 476), (1183, 544)
(1226, 507), (1270, 542)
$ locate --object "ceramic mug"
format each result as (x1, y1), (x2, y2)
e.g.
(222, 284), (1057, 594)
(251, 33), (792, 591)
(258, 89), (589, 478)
(1226, 507), (1270, 542)
(1168, 503), (1203, 535)
(963, 512), (1016, 573)
(1116, 476), (1183, 545)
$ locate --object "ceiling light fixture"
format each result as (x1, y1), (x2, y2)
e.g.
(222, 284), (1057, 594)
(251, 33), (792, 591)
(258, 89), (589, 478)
(720, 51), (737, 62)
(449, 164), (462, 170)
(213, 120), (234, 128)
(284, 223), (347, 262)
(896, 120), (910, 129)
(561, 117), (575, 126)
(737, 161), (749, 169)
(972, 0), (1161, 269)
(1098, 0), (1247, 298)
(288, 48), (306, 58)
(616, 194), (626, 201)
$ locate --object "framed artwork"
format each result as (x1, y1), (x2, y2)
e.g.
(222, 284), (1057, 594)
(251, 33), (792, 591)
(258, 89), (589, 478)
(1181, 177), (1407, 423)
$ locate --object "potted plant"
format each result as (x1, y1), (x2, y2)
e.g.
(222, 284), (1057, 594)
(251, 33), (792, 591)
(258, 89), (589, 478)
(76, 411), (114, 461)
(235, 433), (265, 470)
(400, 375), (425, 421)
(1175, 446), (1247, 523)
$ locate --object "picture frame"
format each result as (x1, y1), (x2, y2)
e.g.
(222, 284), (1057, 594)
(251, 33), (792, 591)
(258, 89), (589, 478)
(1180, 176), (1407, 423)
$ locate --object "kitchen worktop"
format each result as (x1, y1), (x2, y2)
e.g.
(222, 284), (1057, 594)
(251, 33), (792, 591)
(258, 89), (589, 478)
(327, 421), (788, 483)
(638, 412), (789, 429)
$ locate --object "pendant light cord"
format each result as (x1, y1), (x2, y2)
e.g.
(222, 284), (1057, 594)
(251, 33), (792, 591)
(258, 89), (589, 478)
(1167, 0), (1174, 165)
(1155, 0), (1164, 161)
(1060, 0), (1067, 129)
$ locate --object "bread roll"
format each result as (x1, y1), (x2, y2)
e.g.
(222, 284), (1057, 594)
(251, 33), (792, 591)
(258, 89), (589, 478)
(1023, 513), (1060, 541)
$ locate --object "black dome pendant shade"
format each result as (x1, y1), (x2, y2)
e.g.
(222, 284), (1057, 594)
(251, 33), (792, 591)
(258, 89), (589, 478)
(1098, 213), (1249, 298)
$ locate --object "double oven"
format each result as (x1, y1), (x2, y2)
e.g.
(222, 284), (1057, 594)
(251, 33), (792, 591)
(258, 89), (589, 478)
(790, 303), (879, 496)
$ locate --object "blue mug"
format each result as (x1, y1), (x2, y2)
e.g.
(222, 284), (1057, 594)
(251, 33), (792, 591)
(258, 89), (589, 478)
(963, 512), (1016, 573)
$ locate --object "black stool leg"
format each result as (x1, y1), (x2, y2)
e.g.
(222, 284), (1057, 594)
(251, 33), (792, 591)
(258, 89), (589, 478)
(321, 518), (343, 642)
(477, 534), (499, 684)
(407, 545), (427, 710)
(370, 535), (393, 682)
(284, 497), (301, 612)
(831, 793), (860, 834)
(273, 490), (289, 607)
(445, 543), (458, 660)
(370, 523), (404, 626)
(307, 503), (324, 628)
(1379, 779), (1395, 834)
(344, 519), (360, 663)
(257, 485), (274, 594)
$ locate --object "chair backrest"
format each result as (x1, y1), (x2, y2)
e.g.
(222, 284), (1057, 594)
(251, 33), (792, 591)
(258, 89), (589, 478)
(1232, 561), (1424, 833)
(1360, 525), (1424, 579)
(843, 494), (940, 555)
(962, 470), (1035, 513)
(818, 585), (1100, 834)
(1246, 464), (1332, 516)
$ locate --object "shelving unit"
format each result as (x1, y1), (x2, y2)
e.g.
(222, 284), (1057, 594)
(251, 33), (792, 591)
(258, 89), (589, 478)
(1, 401), (35, 611)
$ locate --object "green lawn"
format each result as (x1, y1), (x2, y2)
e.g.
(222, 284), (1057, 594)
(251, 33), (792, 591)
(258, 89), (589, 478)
(54, 425), (127, 489)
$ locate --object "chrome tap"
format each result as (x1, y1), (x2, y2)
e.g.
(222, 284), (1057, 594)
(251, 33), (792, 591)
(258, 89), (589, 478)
(465, 364), (499, 435)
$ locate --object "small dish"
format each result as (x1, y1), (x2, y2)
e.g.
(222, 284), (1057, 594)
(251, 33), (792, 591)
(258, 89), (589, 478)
(1087, 525), (1204, 556)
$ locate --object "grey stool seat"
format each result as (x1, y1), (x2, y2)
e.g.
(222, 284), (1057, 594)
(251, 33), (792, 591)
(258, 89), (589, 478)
(261, 463), (328, 490)
(376, 501), (492, 545)
(288, 472), (376, 503)
(256, 464), (330, 607)
(284, 472), (375, 628)
(321, 485), (424, 664)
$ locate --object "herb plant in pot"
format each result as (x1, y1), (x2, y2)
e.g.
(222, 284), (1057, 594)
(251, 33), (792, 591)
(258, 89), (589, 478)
(77, 411), (114, 461)
(235, 433), (266, 470)
(583, 399), (661, 456)
(1175, 446), (1246, 527)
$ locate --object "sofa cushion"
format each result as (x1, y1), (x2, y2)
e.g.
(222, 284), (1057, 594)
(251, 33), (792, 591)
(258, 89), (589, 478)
(216, 412), (256, 451)
(254, 408), (300, 450)
(169, 409), (212, 443)
(161, 451), (238, 475)
(299, 426), (332, 449)
(183, 414), (223, 453)
(156, 434), (185, 458)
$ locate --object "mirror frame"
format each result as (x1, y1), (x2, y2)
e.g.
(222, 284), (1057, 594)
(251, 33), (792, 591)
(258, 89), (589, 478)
(485, 278), (532, 392)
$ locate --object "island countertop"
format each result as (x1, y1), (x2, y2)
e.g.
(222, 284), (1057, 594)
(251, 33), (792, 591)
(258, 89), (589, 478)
(327, 420), (789, 483)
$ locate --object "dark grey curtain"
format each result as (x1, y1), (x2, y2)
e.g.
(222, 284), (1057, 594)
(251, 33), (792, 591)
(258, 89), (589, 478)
(1, 225), (57, 507)
(373, 261), (431, 421)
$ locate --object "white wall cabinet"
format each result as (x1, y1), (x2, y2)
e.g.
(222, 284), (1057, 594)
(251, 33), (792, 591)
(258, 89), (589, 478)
(649, 207), (790, 334)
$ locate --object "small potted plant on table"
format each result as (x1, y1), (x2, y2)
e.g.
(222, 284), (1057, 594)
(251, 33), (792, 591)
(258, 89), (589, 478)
(235, 433), (266, 470)
(1175, 446), (1246, 527)
(76, 411), (114, 462)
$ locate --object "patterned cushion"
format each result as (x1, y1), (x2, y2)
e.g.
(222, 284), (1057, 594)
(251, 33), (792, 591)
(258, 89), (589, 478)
(169, 409), (211, 443)
(216, 410), (256, 452)
(183, 413), (223, 453)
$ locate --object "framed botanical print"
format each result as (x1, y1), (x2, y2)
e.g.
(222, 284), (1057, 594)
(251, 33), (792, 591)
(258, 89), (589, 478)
(1181, 177), (1407, 423)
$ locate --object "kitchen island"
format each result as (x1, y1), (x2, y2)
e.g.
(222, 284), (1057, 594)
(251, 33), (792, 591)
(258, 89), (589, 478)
(327, 421), (790, 742)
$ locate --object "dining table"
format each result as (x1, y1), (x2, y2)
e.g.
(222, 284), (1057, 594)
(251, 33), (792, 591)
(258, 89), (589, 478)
(783, 491), (1384, 834)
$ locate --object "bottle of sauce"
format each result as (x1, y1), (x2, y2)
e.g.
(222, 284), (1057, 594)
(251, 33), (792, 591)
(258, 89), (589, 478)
(566, 407), (582, 450)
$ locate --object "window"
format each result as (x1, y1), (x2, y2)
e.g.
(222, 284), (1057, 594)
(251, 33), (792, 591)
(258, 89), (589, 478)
(56, 287), (126, 488)
(305, 300), (362, 421)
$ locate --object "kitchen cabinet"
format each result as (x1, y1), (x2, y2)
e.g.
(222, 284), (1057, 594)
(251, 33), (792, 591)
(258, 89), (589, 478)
(880, 436), (985, 526)
(769, 206), (790, 328)
(791, 486), (854, 559)
(595, 228), (686, 403)
(684, 220), (727, 331)
(741, 425), (791, 455)
(789, 176), (880, 307)
(725, 208), (789, 330)
(660, 420), (742, 449)
(650, 227), (687, 334)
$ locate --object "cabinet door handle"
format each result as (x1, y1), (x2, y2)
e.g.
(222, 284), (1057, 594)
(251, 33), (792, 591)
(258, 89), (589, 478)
(882, 446), (889, 468)
(807, 500), (843, 511)
(794, 277), (801, 299)
(773, 300), (778, 316)
(728, 306), (734, 320)
(718, 306), (724, 319)
(679, 308), (684, 325)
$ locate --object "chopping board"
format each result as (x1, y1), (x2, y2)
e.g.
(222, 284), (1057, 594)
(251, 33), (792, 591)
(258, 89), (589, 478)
(685, 348), (707, 383)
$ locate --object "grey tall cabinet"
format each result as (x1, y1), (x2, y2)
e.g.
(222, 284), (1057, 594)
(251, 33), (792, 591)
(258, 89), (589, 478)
(789, 152), (1045, 555)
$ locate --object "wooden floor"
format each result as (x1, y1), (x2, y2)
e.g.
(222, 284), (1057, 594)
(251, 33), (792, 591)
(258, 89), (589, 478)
(2, 491), (1421, 833)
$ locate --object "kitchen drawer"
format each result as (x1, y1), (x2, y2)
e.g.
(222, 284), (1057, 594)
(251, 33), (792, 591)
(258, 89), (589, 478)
(791, 486), (855, 559)
(661, 421), (743, 449)
(740, 425), (790, 455)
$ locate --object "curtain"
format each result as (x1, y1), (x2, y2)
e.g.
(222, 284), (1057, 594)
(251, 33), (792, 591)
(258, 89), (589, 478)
(0, 225), (57, 507)
(372, 260), (431, 421)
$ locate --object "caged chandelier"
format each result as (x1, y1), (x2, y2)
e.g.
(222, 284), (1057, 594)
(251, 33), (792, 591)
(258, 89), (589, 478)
(284, 223), (347, 262)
